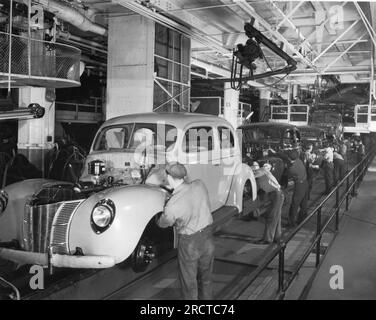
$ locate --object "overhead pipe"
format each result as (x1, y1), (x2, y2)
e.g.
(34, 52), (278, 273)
(57, 31), (107, 51)
(15, 0), (107, 36)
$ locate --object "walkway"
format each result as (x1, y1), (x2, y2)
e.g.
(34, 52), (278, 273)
(306, 158), (376, 300)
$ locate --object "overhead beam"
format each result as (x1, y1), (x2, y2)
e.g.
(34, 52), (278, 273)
(272, 1), (313, 54)
(292, 66), (373, 76)
(191, 58), (266, 88)
(353, 1), (376, 48)
(112, 0), (231, 55)
(302, 2), (348, 48)
(220, 0), (318, 72)
(312, 19), (360, 63)
(322, 34), (367, 72)
(312, 39), (368, 46)
(275, 1), (305, 30)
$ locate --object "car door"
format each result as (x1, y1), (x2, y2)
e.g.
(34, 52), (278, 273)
(215, 125), (238, 204)
(177, 124), (223, 211)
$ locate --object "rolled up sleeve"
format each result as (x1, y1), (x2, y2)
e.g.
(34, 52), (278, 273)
(157, 201), (176, 228)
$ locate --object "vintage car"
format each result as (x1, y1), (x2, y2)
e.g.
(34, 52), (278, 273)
(0, 113), (257, 272)
(310, 109), (343, 140)
(298, 125), (327, 149)
(238, 122), (301, 184)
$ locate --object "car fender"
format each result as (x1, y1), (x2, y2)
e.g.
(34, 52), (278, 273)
(0, 179), (54, 243)
(225, 163), (257, 212)
(68, 185), (167, 264)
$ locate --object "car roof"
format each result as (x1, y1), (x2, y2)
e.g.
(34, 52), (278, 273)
(101, 112), (232, 129)
(298, 125), (324, 131)
(238, 122), (298, 130)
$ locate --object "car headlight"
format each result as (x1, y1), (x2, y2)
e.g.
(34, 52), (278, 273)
(91, 199), (115, 234)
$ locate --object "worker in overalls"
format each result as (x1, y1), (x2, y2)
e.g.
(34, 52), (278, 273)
(288, 150), (309, 227)
(252, 162), (285, 244)
(321, 146), (335, 194)
(158, 163), (214, 300)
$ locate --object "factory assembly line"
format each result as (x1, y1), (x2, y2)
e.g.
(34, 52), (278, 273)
(1, 0), (376, 306)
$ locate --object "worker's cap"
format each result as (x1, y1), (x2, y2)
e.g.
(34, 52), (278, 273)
(289, 150), (300, 160)
(251, 161), (260, 170)
(263, 163), (272, 171)
(166, 163), (187, 179)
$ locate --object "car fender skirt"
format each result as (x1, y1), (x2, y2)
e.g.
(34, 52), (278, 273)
(51, 254), (115, 269)
(0, 248), (116, 269)
(0, 248), (48, 266)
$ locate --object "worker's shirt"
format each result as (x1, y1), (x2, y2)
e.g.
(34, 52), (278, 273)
(340, 144), (347, 158)
(254, 168), (281, 193)
(333, 152), (344, 161)
(158, 180), (213, 235)
(358, 144), (365, 155)
(288, 159), (307, 183)
(302, 150), (315, 166)
(323, 147), (334, 162)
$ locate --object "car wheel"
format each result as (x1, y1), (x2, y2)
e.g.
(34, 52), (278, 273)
(130, 237), (156, 273)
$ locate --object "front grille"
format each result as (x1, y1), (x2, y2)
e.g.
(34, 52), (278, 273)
(50, 200), (83, 255)
(23, 202), (62, 253)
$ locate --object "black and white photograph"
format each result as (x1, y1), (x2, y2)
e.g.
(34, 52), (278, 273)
(0, 0), (376, 306)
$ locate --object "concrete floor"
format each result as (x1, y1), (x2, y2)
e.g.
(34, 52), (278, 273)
(307, 159), (376, 300)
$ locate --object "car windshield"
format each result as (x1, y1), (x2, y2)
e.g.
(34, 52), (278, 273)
(93, 123), (177, 151)
(300, 128), (318, 139)
(243, 126), (281, 141)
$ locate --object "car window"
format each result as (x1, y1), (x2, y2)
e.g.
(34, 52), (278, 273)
(94, 125), (133, 150)
(183, 126), (214, 153)
(218, 126), (235, 149)
(243, 127), (280, 142)
(93, 123), (177, 151)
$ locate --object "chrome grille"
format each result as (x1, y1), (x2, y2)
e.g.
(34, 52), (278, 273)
(50, 200), (83, 255)
(23, 202), (62, 253)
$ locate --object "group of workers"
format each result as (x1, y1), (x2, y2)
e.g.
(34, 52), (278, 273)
(251, 137), (367, 246)
(155, 136), (368, 300)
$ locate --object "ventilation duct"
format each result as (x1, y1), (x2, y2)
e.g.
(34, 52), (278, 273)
(16, 0), (107, 36)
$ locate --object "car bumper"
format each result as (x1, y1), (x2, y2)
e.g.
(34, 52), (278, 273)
(0, 248), (116, 269)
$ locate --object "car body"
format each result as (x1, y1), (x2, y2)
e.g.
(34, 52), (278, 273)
(0, 113), (257, 272)
(311, 110), (343, 140)
(239, 122), (300, 183)
(298, 125), (327, 149)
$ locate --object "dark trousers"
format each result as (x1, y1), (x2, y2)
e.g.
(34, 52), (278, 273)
(178, 226), (215, 300)
(334, 159), (346, 183)
(306, 167), (316, 200)
(322, 161), (334, 193)
(263, 190), (285, 242)
(289, 180), (308, 226)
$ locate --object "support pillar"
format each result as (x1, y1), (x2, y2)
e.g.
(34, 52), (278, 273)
(259, 89), (270, 122)
(106, 15), (155, 119)
(18, 87), (55, 172)
(223, 83), (240, 129)
(292, 84), (299, 103)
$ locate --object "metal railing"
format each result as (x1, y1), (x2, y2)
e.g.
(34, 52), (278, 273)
(55, 101), (103, 122)
(235, 149), (376, 300)
(0, 31), (81, 88)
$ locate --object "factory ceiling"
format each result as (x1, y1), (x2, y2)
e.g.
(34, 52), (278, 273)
(3, 0), (376, 88)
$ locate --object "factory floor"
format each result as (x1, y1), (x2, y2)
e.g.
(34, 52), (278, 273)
(306, 158), (376, 300)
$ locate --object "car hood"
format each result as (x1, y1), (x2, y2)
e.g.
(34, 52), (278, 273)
(80, 148), (168, 185)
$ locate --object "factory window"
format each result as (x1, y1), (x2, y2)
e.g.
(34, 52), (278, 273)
(154, 24), (190, 113)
